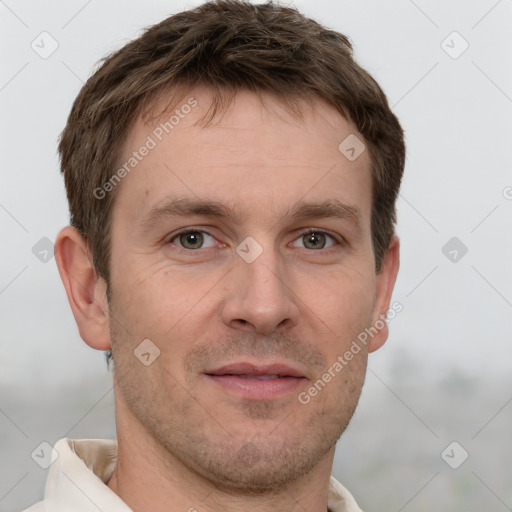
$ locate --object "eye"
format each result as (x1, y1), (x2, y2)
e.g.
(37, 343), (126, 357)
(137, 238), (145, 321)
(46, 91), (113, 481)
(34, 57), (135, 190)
(170, 230), (217, 250)
(293, 230), (337, 250)
(168, 229), (339, 251)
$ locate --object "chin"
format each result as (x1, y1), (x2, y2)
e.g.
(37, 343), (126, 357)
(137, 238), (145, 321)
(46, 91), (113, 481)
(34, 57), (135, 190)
(181, 432), (333, 494)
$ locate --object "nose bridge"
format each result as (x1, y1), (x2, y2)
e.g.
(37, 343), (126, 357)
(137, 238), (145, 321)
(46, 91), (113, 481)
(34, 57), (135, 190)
(221, 238), (298, 335)
(245, 253), (285, 302)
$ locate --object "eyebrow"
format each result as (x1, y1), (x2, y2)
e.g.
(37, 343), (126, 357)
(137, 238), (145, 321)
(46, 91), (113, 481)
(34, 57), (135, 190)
(137, 196), (362, 234)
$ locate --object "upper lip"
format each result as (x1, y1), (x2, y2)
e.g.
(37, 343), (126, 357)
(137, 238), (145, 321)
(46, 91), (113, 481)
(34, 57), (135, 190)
(206, 362), (306, 378)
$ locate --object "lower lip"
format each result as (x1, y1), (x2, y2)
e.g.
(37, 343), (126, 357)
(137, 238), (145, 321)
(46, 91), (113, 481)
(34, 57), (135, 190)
(206, 375), (306, 400)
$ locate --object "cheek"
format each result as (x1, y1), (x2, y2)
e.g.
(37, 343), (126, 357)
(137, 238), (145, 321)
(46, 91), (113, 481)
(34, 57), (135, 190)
(302, 265), (376, 335)
(109, 262), (220, 359)
(113, 261), (178, 316)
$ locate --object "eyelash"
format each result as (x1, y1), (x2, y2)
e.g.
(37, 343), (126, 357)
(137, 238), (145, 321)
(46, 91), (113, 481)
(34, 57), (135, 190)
(167, 228), (343, 251)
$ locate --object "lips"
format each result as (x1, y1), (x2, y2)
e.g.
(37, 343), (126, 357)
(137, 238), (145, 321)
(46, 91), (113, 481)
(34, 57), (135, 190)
(206, 362), (306, 379)
(205, 362), (307, 400)
(235, 375), (281, 380)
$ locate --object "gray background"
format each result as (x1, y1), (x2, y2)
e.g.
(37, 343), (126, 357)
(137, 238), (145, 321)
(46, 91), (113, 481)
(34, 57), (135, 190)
(1, 0), (511, 510)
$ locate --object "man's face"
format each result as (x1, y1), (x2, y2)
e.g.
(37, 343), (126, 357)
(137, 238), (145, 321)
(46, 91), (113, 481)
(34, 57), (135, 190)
(107, 88), (389, 491)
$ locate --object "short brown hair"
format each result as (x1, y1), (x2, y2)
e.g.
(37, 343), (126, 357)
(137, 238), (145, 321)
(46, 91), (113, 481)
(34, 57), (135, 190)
(58, 0), (405, 284)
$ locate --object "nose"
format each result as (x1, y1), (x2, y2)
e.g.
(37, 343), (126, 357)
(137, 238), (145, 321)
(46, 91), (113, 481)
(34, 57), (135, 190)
(220, 248), (299, 336)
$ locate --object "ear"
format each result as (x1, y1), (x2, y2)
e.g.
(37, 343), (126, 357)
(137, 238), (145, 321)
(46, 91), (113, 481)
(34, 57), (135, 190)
(54, 226), (111, 351)
(368, 235), (400, 353)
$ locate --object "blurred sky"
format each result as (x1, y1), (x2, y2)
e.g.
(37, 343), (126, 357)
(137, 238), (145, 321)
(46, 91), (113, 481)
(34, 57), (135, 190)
(1, 0), (512, 387)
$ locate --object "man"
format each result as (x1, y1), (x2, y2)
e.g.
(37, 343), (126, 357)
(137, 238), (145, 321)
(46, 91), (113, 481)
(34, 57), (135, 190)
(24, 0), (404, 510)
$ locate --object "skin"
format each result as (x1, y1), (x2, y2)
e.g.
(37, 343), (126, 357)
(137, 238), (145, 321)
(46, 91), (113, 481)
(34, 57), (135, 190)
(55, 86), (399, 512)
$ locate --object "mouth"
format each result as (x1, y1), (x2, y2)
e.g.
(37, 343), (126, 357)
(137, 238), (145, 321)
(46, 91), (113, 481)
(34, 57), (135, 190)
(205, 362), (307, 400)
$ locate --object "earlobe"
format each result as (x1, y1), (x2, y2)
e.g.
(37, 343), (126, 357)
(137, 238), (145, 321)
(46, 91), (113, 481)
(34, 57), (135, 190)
(368, 235), (400, 353)
(54, 226), (111, 351)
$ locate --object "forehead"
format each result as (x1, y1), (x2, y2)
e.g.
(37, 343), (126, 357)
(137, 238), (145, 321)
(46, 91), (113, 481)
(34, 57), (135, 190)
(113, 86), (372, 228)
